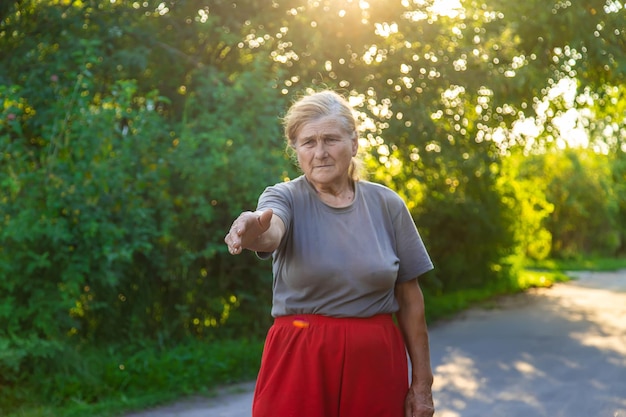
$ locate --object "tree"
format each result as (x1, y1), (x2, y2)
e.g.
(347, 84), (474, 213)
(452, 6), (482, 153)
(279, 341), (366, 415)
(0, 0), (292, 391)
(1, 0), (625, 402)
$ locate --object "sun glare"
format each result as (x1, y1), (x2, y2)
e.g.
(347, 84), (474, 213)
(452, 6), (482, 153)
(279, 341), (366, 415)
(404, 0), (464, 21)
(431, 0), (463, 18)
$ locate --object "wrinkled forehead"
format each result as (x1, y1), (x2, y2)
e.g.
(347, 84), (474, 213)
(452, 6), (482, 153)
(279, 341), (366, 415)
(295, 115), (354, 142)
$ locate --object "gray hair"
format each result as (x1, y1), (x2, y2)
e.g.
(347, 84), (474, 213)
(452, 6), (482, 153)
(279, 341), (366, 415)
(283, 90), (365, 181)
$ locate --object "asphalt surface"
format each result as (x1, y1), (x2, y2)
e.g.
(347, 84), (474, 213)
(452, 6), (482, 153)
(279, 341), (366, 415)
(124, 270), (626, 417)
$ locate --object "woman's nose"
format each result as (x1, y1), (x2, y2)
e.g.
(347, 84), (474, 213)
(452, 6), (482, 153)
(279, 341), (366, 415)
(314, 142), (328, 158)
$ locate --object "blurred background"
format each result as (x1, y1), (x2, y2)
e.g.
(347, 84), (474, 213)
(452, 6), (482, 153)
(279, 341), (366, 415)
(1, 0), (625, 415)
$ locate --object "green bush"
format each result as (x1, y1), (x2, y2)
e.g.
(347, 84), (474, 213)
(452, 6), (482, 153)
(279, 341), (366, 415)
(519, 149), (620, 258)
(0, 58), (288, 402)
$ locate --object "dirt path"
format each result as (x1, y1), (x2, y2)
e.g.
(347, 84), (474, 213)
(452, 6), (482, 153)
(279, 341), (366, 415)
(124, 270), (626, 417)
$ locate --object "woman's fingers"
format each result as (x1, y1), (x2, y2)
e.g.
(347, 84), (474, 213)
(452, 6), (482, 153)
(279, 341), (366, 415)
(224, 222), (242, 254)
(225, 210), (270, 255)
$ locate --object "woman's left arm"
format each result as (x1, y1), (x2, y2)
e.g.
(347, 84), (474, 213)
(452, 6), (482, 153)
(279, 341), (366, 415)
(395, 278), (435, 417)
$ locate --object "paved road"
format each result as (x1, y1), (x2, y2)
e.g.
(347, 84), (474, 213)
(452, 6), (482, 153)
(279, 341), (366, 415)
(125, 270), (626, 417)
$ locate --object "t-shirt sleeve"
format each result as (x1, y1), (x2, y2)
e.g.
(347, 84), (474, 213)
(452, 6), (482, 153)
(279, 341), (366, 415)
(391, 196), (434, 282)
(257, 183), (292, 228)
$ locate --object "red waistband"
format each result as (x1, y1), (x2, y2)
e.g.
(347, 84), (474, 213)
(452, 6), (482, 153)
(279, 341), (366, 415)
(273, 313), (394, 327)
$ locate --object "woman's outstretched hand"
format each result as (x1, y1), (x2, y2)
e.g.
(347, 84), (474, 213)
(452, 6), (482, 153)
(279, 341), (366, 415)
(224, 209), (274, 255)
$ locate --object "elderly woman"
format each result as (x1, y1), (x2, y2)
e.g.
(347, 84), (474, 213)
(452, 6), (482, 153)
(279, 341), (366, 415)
(225, 90), (435, 417)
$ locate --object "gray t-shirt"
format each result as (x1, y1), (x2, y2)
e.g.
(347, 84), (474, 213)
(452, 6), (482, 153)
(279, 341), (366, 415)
(257, 175), (433, 318)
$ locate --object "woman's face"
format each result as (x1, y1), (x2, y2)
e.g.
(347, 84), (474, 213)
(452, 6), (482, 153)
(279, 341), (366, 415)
(294, 115), (358, 190)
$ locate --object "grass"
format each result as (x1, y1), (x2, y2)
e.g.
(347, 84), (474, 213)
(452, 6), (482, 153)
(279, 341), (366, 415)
(6, 256), (626, 417)
(3, 339), (265, 417)
(526, 256), (626, 272)
(422, 268), (569, 323)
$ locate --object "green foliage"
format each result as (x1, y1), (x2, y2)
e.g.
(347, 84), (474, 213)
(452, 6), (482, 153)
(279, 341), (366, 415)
(526, 256), (626, 272)
(500, 150), (554, 260)
(519, 149), (620, 258)
(0, 59), (284, 413)
(164, 63), (293, 339)
(1, 0), (626, 412)
(1, 67), (283, 360)
(610, 152), (626, 254)
(0, 0), (290, 401)
(515, 269), (570, 289)
(2, 338), (264, 416)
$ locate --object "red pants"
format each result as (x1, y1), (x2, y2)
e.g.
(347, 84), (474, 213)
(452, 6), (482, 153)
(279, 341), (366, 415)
(252, 314), (408, 417)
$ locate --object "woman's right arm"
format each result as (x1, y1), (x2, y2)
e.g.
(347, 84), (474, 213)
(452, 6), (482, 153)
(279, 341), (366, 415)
(224, 209), (285, 255)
